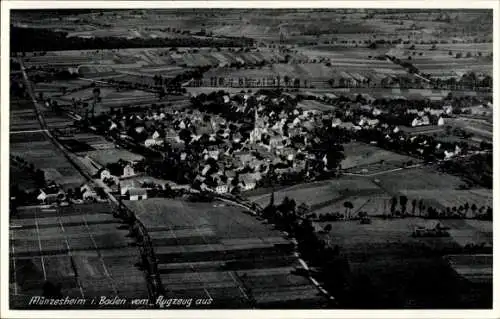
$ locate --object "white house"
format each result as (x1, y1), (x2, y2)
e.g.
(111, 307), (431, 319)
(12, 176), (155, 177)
(82, 188), (97, 201)
(179, 120), (187, 129)
(152, 130), (161, 139)
(201, 165), (211, 176)
(372, 108), (382, 116)
(126, 188), (148, 201)
(99, 168), (111, 181)
(122, 164), (135, 178)
(37, 188), (65, 204)
(208, 150), (220, 160)
(144, 138), (164, 147)
(80, 183), (92, 195)
(135, 126), (145, 134)
(437, 117), (445, 126)
(444, 150), (455, 160)
(215, 184), (229, 194)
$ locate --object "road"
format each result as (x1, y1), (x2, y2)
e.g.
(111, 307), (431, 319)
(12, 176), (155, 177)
(17, 58), (164, 302)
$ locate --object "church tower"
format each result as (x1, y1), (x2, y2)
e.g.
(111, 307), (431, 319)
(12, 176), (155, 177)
(250, 106), (264, 144)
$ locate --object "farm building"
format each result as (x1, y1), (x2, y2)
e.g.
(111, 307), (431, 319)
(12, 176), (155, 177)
(37, 187), (65, 204)
(125, 188), (148, 201)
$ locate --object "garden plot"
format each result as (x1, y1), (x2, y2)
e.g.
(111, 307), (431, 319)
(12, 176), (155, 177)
(125, 198), (326, 308)
(10, 203), (148, 307)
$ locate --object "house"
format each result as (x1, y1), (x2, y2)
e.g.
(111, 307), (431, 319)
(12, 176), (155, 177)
(144, 138), (164, 147)
(125, 188), (148, 201)
(215, 184), (229, 194)
(366, 119), (380, 127)
(269, 135), (284, 149)
(82, 188), (97, 201)
(411, 115), (430, 127)
(80, 183), (92, 195)
(152, 130), (163, 140)
(37, 187), (65, 204)
(109, 121), (118, 131)
(444, 150), (455, 160)
(135, 126), (145, 134)
(437, 117), (445, 126)
(443, 105), (453, 115)
(239, 174), (257, 191)
(122, 164), (135, 178)
(201, 165), (211, 176)
(372, 108), (382, 116)
(207, 150), (220, 160)
(98, 168), (111, 181)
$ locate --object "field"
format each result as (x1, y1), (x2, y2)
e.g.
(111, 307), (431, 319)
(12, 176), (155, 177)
(125, 198), (327, 308)
(10, 131), (84, 190)
(85, 149), (144, 166)
(341, 142), (420, 172)
(312, 217), (491, 307)
(249, 177), (383, 209)
(10, 203), (149, 308)
(376, 167), (465, 192)
(297, 100), (337, 112)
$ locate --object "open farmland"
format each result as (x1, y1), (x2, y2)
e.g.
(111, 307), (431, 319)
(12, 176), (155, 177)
(10, 203), (149, 308)
(249, 177), (384, 210)
(377, 167), (467, 193)
(341, 142), (420, 172)
(125, 198), (327, 308)
(312, 217), (491, 307)
(10, 122), (85, 190)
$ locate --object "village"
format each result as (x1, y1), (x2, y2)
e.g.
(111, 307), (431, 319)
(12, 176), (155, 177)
(8, 8), (494, 310)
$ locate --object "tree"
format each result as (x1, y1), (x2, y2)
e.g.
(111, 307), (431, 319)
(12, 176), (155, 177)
(455, 52), (462, 59)
(464, 202), (470, 216)
(324, 224), (332, 233)
(179, 128), (192, 144)
(400, 195), (408, 216)
(471, 203), (478, 217)
(91, 87), (101, 118)
(297, 202), (310, 215)
(283, 75), (290, 87)
(390, 196), (398, 216)
(411, 199), (417, 216)
(448, 50), (453, 56)
(343, 201), (353, 219)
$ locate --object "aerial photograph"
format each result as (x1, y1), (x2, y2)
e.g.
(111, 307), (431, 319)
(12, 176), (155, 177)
(8, 8), (493, 310)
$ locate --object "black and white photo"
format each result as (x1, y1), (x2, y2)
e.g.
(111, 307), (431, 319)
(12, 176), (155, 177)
(3, 3), (497, 316)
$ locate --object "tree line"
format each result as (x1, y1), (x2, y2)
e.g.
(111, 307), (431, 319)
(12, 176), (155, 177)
(10, 26), (255, 53)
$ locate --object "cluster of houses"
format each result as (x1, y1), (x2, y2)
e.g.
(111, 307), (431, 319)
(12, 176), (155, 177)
(85, 88), (486, 199)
